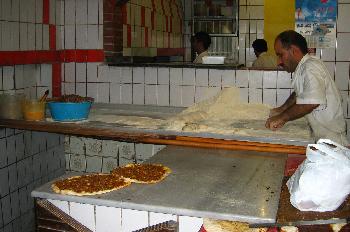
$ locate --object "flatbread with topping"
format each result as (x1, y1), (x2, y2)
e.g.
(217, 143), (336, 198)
(52, 174), (131, 196)
(111, 163), (172, 184)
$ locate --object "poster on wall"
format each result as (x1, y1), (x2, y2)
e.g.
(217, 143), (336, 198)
(295, 0), (337, 48)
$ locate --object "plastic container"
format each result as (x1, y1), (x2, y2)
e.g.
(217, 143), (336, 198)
(23, 99), (46, 121)
(0, 93), (24, 119)
(202, 56), (226, 64)
(48, 101), (92, 121)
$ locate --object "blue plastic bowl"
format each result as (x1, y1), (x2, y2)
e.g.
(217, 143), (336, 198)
(48, 102), (92, 121)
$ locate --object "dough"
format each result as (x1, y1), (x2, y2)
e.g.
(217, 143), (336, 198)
(164, 87), (311, 141)
(88, 87), (312, 142)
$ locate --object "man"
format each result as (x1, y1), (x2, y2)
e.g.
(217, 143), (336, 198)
(192, 31), (211, 64)
(252, 39), (277, 68)
(265, 30), (348, 145)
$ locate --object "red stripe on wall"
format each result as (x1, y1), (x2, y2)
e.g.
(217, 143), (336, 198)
(52, 63), (62, 97)
(127, 25), (131, 47)
(145, 27), (149, 48)
(165, 16), (168, 32)
(58, 50), (104, 63)
(168, 33), (170, 48)
(49, 25), (56, 50)
(157, 48), (185, 56)
(0, 49), (104, 65)
(43, 0), (50, 24)
(141, 6), (145, 27)
(161, 0), (165, 14)
(0, 51), (57, 65)
(151, 11), (155, 30)
(122, 4), (127, 24)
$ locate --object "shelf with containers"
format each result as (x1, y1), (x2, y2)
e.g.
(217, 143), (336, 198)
(191, 0), (239, 59)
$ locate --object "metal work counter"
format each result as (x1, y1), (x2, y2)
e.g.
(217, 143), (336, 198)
(32, 146), (287, 224)
(0, 104), (310, 154)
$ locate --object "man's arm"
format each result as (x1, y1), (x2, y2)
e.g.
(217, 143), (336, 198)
(270, 92), (297, 117)
(265, 103), (319, 130)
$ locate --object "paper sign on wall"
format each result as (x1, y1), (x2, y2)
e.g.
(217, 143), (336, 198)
(295, 0), (337, 48)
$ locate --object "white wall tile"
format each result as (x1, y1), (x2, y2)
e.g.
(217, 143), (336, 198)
(170, 85), (182, 107)
(157, 85), (169, 106)
(133, 84), (145, 105)
(249, 88), (262, 104)
(170, 68), (182, 85)
(76, 63), (87, 82)
(65, 0), (76, 24)
(249, 70), (263, 88)
(145, 67), (158, 84)
(209, 69), (222, 87)
(87, 83), (98, 100)
(277, 89), (291, 106)
(277, 71), (292, 88)
(87, 63), (99, 82)
(27, 23), (35, 50)
(221, 70), (235, 87)
(195, 69), (209, 86)
(11, 22), (20, 51)
(101, 140), (119, 158)
(263, 89), (277, 107)
(35, 24), (43, 50)
(35, 0), (43, 23)
(64, 63), (75, 82)
(11, 0), (20, 21)
(236, 70), (249, 87)
(133, 67), (145, 84)
(69, 154), (86, 172)
(178, 216), (203, 232)
(70, 202), (95, 231)
(338, 4), (350, 33)
(121, 209), (148, 232)
(86, 155), (102, 173)
(49, 0), (56, 24)
(145, 85), (158, 105)
(97, 83), (110, 103)
(48, 199), (70, 215)
(121, 67), (133, 83)
(96, 206), (121, 232)
(135, 143), (154, 162)
(102, 157), (118, 173)
(43, 24), (49, 50)
(149, 212), (177, 226)
(110, 83), (121, 104)
(64, 25), (76, 49)
(324, 61), (335, 78)
(182, 85), (195, 107)
(158, 68), (170, 85)
(97, 65), (110, 82)
(336, 33), (350, 61)
(3, 66), (15, 90)
(75, 0), (88, 24)
(182, 68), (195, 85)
(76, 83), (87, 97)
(88, 0), (99, 24)
(121, 84), (132, 104)
(321, 48), (336, 61)
(335, 62), (350, 91)
(19, 23), (28, 51)
(76, 25), (88, 49)
(109, 66), (122, 83)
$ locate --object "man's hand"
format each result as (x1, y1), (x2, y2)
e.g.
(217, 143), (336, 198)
(269, 107), (283, 117)
(265, 114), (288, 131)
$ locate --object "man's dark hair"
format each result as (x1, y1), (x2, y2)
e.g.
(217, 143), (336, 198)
(194, 31), (211, 49)
(252, 39), (268, 53)
(275, 30), (308, 54)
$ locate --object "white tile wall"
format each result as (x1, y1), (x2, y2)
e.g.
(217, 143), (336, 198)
(50, 200), (205, 232)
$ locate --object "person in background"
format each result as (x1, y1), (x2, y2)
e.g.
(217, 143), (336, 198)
(192, 31), (211, 64)
(265, 30), (348, 146)
(252, 39), (277, 68)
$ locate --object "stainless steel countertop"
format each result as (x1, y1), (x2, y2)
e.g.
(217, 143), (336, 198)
(32, 146), (287, 224)
(88, 104), (313, 146)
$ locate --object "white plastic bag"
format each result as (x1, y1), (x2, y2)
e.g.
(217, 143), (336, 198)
(287, 139), (350, 212)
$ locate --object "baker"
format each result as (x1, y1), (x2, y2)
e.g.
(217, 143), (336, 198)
(192, 31), (211, 64)
(265, 30), (348, 146)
